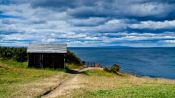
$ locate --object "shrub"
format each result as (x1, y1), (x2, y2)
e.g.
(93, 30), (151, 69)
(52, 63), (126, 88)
(104, 67), (111, 72)
(110, 64), (120, 73)
(104, 64), (120, 74)
(65, 50), (81, 65)
(0, 47), (27, 62)
(14, 48), (27, 62)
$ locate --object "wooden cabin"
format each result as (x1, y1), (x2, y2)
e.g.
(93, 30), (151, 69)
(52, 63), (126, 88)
(27, 44), (67, 69)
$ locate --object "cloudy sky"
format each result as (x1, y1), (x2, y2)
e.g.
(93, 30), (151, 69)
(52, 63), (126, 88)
(1, 0), (175, 47)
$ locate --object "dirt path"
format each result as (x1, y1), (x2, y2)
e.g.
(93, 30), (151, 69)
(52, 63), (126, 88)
(40, 73), (84, 98)
(40, 68), (94, 98)
(11, 73), (67, 98)
(13, 67), (100, 98)
(40, 67), (104, 98)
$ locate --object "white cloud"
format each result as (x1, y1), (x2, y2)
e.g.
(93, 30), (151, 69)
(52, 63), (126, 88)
(1, 0), (175, 47)
(164, 40), (175, 44)
(125, 3), (168, 17)
(67, 17), (108, 26)
(130, 20), (175, 29)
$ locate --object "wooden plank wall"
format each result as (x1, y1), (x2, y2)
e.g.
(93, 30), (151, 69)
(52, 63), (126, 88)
(28, 53), (65, 69)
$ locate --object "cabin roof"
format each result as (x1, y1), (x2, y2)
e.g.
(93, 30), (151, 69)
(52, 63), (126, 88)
(27, 44), (67, 53)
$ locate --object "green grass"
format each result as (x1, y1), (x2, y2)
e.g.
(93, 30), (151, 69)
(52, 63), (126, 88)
(72, 68), (175, 98)
(1, 59), (175, 98)
(65, 63), (83, 70)
(0, 59), (28, 68)
(76, 85), (175, 98)
(0, 59), (64, 98)
(84, 69), (115, 77)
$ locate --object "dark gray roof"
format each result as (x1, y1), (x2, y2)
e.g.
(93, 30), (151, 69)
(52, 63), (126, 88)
(27, 44), (67, 53)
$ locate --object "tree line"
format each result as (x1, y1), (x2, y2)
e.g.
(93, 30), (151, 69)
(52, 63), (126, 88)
(0, 47), (81, 64)
(0, 47), (27, 62)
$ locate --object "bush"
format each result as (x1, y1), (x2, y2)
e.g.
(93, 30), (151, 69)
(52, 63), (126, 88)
(104, 67), (111, 72)
(104, 64), (120, 74)
(0, 47), (27, 62)
(65, 50), (81, 65)
(14, 48), (27, 62)
(110, 64), (120, 73)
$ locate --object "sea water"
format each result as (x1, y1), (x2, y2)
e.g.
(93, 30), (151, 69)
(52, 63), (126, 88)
(69, 47), (175, 79)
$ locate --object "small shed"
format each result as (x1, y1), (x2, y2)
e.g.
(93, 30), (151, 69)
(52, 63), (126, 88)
(27, 44), (67, 69)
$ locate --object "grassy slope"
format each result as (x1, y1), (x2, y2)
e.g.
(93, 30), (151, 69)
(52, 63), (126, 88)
(65, 63), (83, 70)
(0, 59), (65, 98)
(73, 69), (175, 98)
(1, 60), (175, 98)
(79, 85), (175, 98)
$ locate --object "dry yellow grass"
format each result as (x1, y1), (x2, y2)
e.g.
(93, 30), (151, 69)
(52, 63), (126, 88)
(80, 71), (175, 90)
(0, 60), (67, 98)
(68, 69), (175, 98)
(1, 60), (175, 98)
(12, 73), (68, 98)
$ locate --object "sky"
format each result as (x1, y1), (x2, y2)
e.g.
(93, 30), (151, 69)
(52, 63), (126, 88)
(1, 0), (175, 47)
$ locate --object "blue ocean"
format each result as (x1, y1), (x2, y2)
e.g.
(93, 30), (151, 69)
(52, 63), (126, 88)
(69, 47), (175, 79)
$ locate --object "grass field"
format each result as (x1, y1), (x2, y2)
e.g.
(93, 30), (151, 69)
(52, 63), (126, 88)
(77, 85), (175, 98)
(72, 69), (175, 98)
(0, 59), (175, 98)
(0, 59), (66, 98)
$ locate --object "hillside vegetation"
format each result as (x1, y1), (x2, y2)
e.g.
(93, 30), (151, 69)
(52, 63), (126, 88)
(72, 69), (175, 98)
(0, 47), (81, 65)
(0, 47), (175, 98)
(0, 59), (67, 98)
(0, 47), (27, 62)
(0, 47), (81, 97)
(0, 60), (175, 98)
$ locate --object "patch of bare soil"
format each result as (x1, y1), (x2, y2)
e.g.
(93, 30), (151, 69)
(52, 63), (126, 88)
(80, 67), (103, 71)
